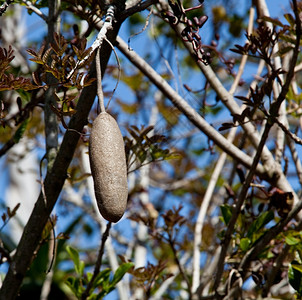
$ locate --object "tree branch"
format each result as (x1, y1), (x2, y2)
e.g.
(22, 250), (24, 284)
(0, 20), (122, 300)
(44, 0), (60, 170)
(115, 36), (267, 177)
(21, 0), (47, 21)
(213, 0), (301, 292)
(169, 17), (298, 201)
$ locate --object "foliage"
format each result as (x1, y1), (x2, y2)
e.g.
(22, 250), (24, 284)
(0, 0), (302, 300)
(65, 245), (134, 299)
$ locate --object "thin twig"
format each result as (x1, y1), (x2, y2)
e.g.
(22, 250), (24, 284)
(81, 222), (112, 300)
(21, 0), (47, 21)
(150, 253), (190, 300)
(128, 7), (153, 48)
(274, 116), (302, 145)
(168, 235), (192, 299)
(104, 37), (121, 111)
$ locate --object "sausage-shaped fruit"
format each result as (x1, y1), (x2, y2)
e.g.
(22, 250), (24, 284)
(89, 112), (128, 222)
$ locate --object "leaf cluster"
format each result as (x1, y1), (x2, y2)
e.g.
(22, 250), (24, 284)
(125, 125), (179, 172)
(27, 32), (95, 88)
(118, 253), (173, 297)
(0, 46), (38, 92)
(0, 203), (20, 233)
(65, 245), (134, 299)
(219, 67), (285, 131)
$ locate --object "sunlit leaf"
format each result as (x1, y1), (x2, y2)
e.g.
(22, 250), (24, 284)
(289, 260), (302, 296)
(285, 235), (300, 246)
(239, 237), (251, 252)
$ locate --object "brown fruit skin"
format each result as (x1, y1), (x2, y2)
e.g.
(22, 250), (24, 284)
(89, 112), (128, 222)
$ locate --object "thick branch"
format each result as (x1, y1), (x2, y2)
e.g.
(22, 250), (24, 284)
(170, 21), (297, 201)
(45, 0), (60, 170)
(156, 1), (294, 201)
(116, 36), (284, 182)
(0, 22), (121, 300)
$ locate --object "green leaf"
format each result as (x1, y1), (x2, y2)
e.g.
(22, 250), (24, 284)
(284, 13), (295, 27)
(292, 264), (302, 273)
(13, 119), (28, 143)
(110, 262), (134, 287)
(66, 245), (84, 276)
(285, 235), (300, 246)
(220, 204), (232, 225)
(78, 260), (85, 276)
(93, 268), (111, 288)
(289, 260), (302, 296)
(239, 237), (251, 252)
(66, 276), (83, 298)
(247, 211), (274, 241)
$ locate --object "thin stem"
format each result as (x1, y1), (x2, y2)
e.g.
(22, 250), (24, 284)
(81, 222), (112, 300)
(168, 234), (192, 298)
(104, 37), (121, 111)
(274, 116), (302, 145)
(96, 47), (105, 113)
